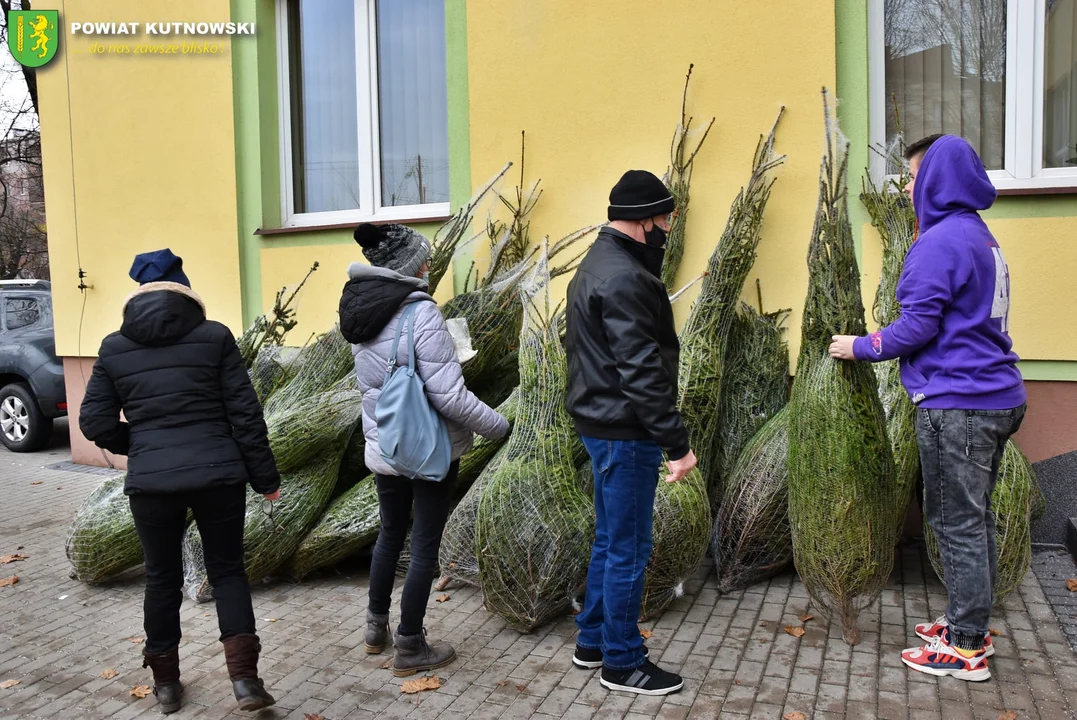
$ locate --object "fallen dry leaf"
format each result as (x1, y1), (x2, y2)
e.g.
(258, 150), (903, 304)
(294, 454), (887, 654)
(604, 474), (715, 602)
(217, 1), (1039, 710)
(435, 594), (451, 603)
(265, 618), (278, 623)
(0, 679), (19, 690)
(30, 481), (43, 486)
(98, 668), (118, 680)
(129, 685), (152, 699)
(516, 684), (527, 692)
(129, 636), (144, 644)
(0, 554), (28, 564)
(997, 712), (1019, 720)
(1065, 578), (1077, 593)
(800, 613), (814, 623)
(401, 674), (441, 694)
(0, 576), (18, 588)
(497, 680), (510, 687)
(784, 625), (806, 639)
(380, 658), (393, 670)
(304, 715), (325, 720)
(783, 713), (807, 720)
(989, 628), (1004, 637)
(640, 629), (654, 640)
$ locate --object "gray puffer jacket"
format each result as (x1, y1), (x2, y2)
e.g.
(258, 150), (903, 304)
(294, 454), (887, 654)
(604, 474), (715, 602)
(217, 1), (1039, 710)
(339, 263), (509, 477)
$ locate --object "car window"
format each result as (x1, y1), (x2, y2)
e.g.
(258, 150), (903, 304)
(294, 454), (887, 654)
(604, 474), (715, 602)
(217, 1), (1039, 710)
(4, 297), (40, 330)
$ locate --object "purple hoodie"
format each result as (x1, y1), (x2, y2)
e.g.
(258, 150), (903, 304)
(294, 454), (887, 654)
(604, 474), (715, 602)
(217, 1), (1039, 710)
(852, 135), (1025, 410)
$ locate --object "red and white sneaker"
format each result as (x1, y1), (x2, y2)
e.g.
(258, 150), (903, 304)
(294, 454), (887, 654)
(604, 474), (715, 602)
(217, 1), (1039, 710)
(901, 629), (991, 682)
(915, 616), (994, 657)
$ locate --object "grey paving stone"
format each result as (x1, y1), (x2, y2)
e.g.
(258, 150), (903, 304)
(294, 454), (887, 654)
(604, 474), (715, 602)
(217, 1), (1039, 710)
(3, 439), (1077, 720)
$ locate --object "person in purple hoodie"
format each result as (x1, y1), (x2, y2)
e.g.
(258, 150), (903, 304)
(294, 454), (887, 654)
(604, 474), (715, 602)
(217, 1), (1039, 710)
(830, 134), (1026, 682)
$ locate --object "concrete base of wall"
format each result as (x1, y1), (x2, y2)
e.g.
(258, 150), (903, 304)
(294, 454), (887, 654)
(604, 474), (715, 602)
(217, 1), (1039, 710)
(62, 357), (127, 471)
(1014, 381), (1077, 463)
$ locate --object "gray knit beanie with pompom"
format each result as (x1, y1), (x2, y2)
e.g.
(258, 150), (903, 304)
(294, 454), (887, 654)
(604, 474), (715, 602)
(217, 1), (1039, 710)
(353, 223), (432, 279)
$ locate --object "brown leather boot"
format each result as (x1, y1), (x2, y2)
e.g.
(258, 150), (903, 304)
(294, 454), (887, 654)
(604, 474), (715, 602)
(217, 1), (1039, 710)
(142, 647), (182, 714)
(221, 634), (276, 711)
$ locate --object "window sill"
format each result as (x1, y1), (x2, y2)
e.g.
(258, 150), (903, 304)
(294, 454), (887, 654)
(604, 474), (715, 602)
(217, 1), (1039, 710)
(257, 212), (452, 236)
(995, 186), (1077, 197)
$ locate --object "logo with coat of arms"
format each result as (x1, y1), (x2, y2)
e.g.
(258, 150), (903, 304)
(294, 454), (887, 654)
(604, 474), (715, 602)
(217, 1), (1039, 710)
(7, 10), (59, 68)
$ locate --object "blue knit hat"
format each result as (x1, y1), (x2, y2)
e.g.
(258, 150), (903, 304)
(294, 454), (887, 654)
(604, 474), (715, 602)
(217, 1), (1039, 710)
(129, 249), (191, 287)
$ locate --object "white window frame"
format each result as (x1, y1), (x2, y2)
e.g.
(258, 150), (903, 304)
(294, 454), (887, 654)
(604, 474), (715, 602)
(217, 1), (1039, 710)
(869, 0), (1077, 190)
(275, 0), (451, 229)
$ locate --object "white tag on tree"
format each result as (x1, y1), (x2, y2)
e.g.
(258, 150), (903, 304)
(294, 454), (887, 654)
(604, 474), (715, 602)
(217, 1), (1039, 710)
(445, 318), (477, 363)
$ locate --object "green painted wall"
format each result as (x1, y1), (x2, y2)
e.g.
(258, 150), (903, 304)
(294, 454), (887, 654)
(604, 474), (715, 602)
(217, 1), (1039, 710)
(230, 0), (279, 327)
(835, 0), (871, 258)
(1020, 360), (1077, 382)
(446, 0), (472, 294)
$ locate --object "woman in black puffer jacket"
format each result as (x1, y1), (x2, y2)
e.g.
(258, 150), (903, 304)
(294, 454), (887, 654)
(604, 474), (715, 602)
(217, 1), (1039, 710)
(80, 249), (278, 714)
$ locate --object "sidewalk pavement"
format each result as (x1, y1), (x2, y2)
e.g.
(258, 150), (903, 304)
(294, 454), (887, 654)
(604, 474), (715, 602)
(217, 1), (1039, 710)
(2, 433), (1076, 720)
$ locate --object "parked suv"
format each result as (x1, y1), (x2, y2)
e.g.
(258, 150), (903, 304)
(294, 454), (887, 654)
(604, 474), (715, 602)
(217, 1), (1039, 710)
(0, 279), (66, 452)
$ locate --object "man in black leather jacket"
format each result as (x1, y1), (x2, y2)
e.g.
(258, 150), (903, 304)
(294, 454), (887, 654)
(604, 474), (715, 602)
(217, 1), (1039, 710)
(565, 170), (697, 696)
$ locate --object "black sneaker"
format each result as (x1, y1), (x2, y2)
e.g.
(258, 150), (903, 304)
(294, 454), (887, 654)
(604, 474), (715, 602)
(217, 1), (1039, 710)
(600, 660), (683, 696)
(572, 644), (649, 670)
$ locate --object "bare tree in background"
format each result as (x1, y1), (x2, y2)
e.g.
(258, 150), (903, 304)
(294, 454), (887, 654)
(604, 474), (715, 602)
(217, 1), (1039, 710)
(0, 0), (48, 279)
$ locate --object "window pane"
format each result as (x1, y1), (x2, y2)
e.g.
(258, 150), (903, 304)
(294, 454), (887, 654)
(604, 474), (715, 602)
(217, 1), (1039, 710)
(376, 0), (449, 207)
(884, 0), (1007, 171)
(5, 298), (39, 330)
(1045, 0), (1077, 169)
(289, 1), (360, 214)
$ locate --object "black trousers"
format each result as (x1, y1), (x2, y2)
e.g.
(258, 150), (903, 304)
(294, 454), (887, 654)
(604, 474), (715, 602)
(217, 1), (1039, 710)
(368, 462), (458, 636)
(129, 483), (256, 654)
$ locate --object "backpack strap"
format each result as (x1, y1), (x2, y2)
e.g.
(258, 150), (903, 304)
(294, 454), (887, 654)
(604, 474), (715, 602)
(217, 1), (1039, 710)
(387, 303), (418, 377)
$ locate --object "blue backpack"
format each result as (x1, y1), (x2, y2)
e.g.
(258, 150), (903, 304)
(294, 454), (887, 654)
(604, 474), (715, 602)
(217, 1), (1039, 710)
(375, 302), (453, 481)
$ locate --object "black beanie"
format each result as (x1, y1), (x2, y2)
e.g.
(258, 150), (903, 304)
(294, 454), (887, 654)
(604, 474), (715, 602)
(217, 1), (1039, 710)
(354, 223), (431, 278)
(607, 170), (675, 221)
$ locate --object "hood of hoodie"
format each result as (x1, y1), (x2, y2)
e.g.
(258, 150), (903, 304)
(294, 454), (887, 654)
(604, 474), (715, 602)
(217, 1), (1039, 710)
(913, 135), (997, 234)
(120, 282), (207, 346)
(339, 263), (431, 344)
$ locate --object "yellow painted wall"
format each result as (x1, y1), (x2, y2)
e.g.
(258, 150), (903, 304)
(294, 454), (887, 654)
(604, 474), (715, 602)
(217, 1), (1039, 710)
(464, 0), (837, 363)
(38, 0), (243, 357)
(259, 238), (456, 344)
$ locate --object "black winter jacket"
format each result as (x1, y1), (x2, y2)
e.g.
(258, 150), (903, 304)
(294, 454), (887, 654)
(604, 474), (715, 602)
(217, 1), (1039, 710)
(80, 283), (280, 496)
(564, 228), (690, 460)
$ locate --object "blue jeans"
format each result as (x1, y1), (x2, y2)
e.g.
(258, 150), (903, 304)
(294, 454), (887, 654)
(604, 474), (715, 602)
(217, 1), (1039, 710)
(917, 405), (1025, 651)
(576, 437), (663, 670)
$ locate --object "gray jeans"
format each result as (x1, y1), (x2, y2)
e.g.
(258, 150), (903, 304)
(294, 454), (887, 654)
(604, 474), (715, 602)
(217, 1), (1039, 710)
(917, 405), (1026, 651)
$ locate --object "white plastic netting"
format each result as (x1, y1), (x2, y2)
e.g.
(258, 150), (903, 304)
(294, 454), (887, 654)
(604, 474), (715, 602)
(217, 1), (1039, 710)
(182, 371), (360, 601)
(863, 140), (920, 533)
(712, 408), (791, 593)
(472, 251), (595, 632)
(676, 110), (786, 509)
(65, 474), (144, 584)
(788, 92), (901, 645)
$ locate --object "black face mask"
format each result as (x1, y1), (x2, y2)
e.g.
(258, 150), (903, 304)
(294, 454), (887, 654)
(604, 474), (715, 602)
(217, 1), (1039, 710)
(643, 222), (668, 249)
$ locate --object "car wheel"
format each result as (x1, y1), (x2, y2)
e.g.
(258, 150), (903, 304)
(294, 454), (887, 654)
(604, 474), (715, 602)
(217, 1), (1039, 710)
(0, 382), (52, 453)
